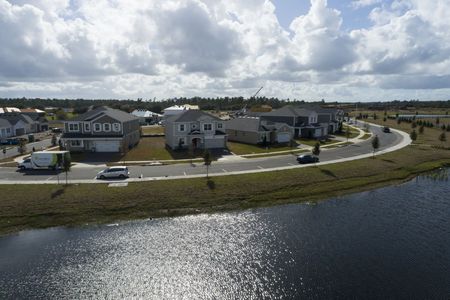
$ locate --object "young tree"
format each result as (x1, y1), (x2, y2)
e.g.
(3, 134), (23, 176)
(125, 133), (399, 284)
(439, 132), (447, 145)
(203, 150), (212, 179)
(17, 139), (27, 155)
(419, 125), (425, 134)
(371, 135), (380, 158)
(436, 117), (440, 125)
(312, 141), (321, 160)
(410, 130), (417, 142)
(51, 134), (57, 147)
(62, 153), (71, 185)
(411, 121), (417, 129)
(345, 125), (351, 142)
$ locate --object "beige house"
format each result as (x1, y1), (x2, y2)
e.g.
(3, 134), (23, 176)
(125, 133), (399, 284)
(226, 117), (293, 145)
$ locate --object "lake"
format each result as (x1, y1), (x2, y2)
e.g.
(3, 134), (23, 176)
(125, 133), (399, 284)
(1, 169), (449, 299)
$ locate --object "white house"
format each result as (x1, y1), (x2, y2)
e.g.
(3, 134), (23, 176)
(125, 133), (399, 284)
(131, 109), (162, 125)
(163, 104), (199, 118)
(0, 119), (13, 140)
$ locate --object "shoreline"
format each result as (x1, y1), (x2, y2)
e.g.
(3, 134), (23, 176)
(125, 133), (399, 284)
(0, 145), (449, 237)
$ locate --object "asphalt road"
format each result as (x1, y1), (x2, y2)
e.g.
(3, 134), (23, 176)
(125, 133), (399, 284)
(0, 123), (405, 183)
(1, 137), (54, 159)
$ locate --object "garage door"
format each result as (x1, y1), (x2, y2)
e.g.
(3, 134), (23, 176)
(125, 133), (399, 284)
(204, 138), (225, 149)
(277, 132), (291, 143)
(94, 141), (120, 152)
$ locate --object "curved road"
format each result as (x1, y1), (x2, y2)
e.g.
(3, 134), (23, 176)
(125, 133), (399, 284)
(0, 123), (409, 184)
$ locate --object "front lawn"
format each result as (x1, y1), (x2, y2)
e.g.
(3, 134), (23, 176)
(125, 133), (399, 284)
(120, 137), (212, 161)
(227, 141), (297, 155)
(296, 138), (340, 147)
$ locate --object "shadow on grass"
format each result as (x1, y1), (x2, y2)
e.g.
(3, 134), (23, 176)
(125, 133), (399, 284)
(206, 179), (216, 190)
(320, 168), (338, 178)
(381, 158), (396, 163)
(51, 187), (65, 199)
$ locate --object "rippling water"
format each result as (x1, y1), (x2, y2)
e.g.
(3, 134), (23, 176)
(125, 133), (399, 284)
(1, 169), (449, 299)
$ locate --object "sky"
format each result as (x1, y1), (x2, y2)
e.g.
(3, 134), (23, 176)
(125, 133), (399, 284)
(1, 0), (450, 102)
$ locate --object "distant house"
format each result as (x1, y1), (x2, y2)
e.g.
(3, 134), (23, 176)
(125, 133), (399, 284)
(260, 105), (340, 139)
(0, 119), (13, 140)
(226, 117), (292, 145)
(61, 106), (140, 153)
(131, 109), (162, 125)
(0, 113), (36, 136)
(164, 110), (226, 150)
(21, 108), (48, 131)
(163, 104), (199, 118)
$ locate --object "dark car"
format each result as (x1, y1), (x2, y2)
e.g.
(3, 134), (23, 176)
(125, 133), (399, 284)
(383, 126), (391, 133)
(297, 154), (319, 164)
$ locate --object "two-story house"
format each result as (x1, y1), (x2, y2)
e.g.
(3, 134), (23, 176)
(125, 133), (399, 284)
(61, 106), (140, 153)
(165, 110), (226, 150)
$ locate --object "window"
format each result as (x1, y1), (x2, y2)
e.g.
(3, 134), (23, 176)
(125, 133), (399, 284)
(94, 123), (101, 132)
(84, 123), (90, 132)
(203, 124), (212, 131)
(217, 123), (223, 129)
(103, 123), (111, 132)
(179, 124), (185, 132)
(70, 140), (82, 147)
(68, 123), (79, 132)
(113, 123), (121, 132)
(6, 128), (10, 134)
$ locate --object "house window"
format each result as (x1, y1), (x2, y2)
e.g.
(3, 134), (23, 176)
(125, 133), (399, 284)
(217, 123), (223, 129)
(203, 124), (212, 131)
(68, 123), (79, 132)
(70, 140), (82, 147)
(84, 123), (90, 132)
(94, 123), (101, 132)
(113, 123), (121, 132)
(103, 123), (111, 132)
(6, 128), (11, 134)
(179, 124), (185, 132)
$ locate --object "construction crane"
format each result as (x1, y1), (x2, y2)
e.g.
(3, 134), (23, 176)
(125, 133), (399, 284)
(238, 86), (263, 116)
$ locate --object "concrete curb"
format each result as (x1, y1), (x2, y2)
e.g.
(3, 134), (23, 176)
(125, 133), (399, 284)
(0, 123), (412, 185)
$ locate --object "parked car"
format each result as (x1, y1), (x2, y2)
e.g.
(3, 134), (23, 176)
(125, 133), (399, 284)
(383, 126), (391, 133)
(96, 166), (130, 179)
(296, 154), (319, 164)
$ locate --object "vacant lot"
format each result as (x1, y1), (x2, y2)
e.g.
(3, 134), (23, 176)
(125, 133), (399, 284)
(141, 125), (164, 135)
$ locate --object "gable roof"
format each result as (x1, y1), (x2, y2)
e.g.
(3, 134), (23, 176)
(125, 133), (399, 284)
(226, 117), (263, 132)
(0, 118), (11, 128)
(0, 113), (35, 125)
(166, 110), (221, 123)
(72, 106), (138, 123)
(262, 105), (316, 118)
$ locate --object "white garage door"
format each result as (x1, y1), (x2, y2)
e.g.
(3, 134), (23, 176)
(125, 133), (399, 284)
(277, 132), (291, 143)
(95, 141), (120, 152)
(204, 138), (225, 149)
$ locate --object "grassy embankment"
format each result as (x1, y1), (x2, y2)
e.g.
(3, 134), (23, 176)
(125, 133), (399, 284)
(0, 117), (449, 236)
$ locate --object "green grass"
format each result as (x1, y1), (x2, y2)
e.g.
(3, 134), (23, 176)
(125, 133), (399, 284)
(360, 133), (372, 140)
(120, 137), (211, 161)
(334, 125), (360, 139)
(296, 138), (340, 147)
(227, 141), (296, 155)
(141, 126), (164, 135)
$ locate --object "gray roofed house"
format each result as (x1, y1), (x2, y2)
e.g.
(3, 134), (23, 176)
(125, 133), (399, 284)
(0, 113), (36, 136)
(61, 106), (140, 153)
(260, 105), (341, 139)
(164, 110), (227, 150)
(226, 117), (293, 145)
(0, 118), (13, 139)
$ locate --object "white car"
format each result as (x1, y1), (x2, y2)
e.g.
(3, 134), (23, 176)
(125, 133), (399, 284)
(96, 166), (130, 179)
